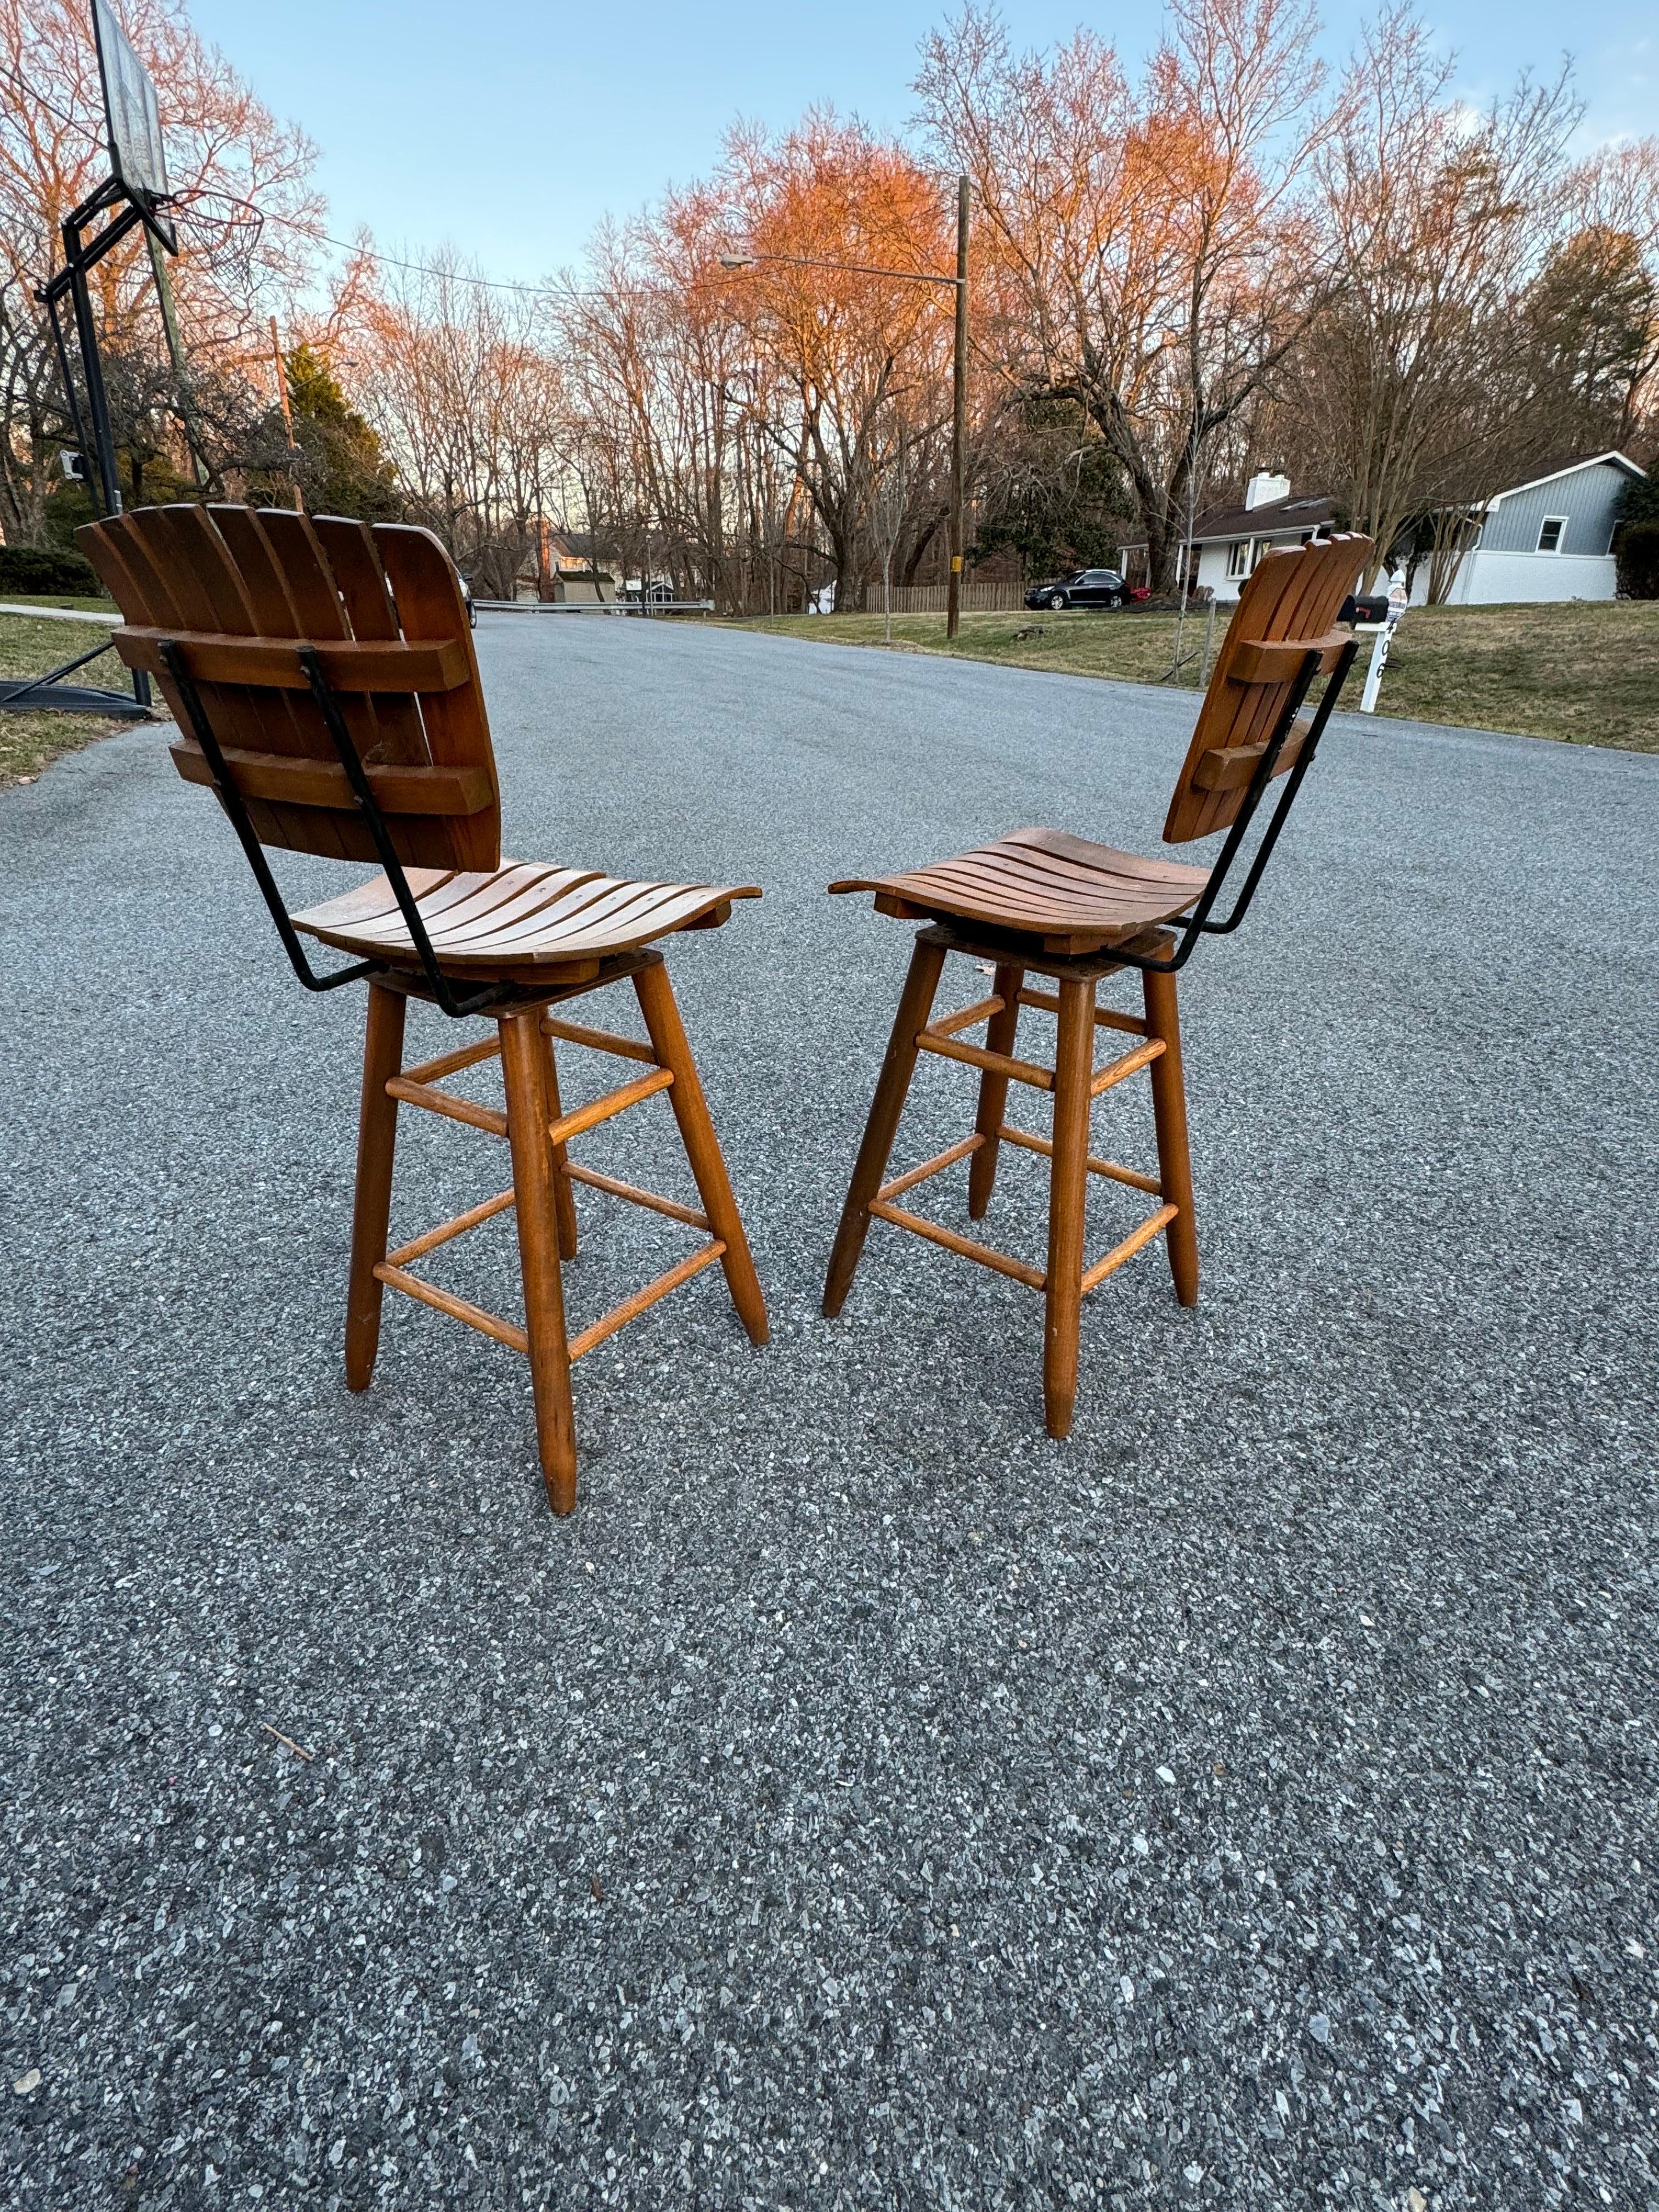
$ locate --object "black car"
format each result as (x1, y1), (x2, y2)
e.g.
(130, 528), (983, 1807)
(1025, 567), (1128, 611)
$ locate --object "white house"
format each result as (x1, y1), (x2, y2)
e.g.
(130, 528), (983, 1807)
(1407, 452), (1645, 606)
(1123, 451), (1646, 607)
(1120, 473), (1346, 604)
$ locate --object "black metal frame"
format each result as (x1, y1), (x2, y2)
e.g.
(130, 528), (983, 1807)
(21, 174), (165, 718)
(1099, 637), (1361, 976)
(159, 640), (524, 1020)
(0, 630), (149, 718)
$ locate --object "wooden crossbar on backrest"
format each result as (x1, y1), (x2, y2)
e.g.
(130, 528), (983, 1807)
(1162, 533), (1374, 844)
(77, 505), (502, 872)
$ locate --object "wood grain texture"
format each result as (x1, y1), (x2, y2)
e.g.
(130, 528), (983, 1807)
(500, 1010), (578, 1513)
(1143, 967), (1199, 1305)
(969, 962), (1025, 1220)
(345, 984), (406, 1391)
(1043, 975), (1096, 1440)
(633, 960), (769, 1347)
(822, 933), (947, 1318)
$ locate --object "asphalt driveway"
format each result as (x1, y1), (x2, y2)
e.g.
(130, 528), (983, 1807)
(2, 614), (1656, 2209)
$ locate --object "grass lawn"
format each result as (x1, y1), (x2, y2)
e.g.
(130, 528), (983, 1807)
(720, 599), (1659, 753)
(0, 592), (117, 614)
(0, 608), (134, 787)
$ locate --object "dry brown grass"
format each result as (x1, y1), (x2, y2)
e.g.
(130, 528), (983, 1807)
(0, 610), (131, 787)
(721, 599), (1659, 752)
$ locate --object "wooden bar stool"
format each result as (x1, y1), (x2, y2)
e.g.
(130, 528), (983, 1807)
(80, 504), (767, 1515)
(823, 534), (1374, 1438)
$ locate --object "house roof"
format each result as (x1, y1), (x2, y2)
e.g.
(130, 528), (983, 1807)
(1185, 493), (1343, 544)
(1119, 491), (1342, 552)
(1487, 449), (1646, 506)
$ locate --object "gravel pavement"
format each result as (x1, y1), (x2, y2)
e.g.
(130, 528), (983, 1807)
(2, 614), (1656, 2211)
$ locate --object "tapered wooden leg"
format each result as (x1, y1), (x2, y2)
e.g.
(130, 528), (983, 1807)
(540, 1028), (580, 1262)
(500, 1010), (579, 1514)
(968, 961), (1025, 1220)
(823, 933), (948, 1317)
(1142, 967), (1199, 1307)
(345, 983), (407, 1392)
(1043, 974), (1095, 1440)
(631, 958), (769, 1347)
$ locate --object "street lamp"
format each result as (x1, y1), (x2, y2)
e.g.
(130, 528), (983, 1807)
(719, 176), (972, 637)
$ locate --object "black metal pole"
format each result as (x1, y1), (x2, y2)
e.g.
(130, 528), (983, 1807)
(62, 218), (122, 520)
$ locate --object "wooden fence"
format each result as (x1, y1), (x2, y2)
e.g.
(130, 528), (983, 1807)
(860, 581), (1030, 614)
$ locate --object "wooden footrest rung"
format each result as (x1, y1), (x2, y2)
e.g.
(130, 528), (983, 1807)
(996, 1123), (1163, 1196)
(1018, 986), (1147, 1037)
(924, 994), (1004, 1040)
(400, 1033), (504, 1087)
(867, 1198), (1046, 1289)
(386, 1076), (509, 1137)
(877, 1132), (984, 1201)
(541, 1014), (658, 1065)
(567, 1240), (727, 1361)
(916, 1030), (1055, 1090)
(386, 1185), (517, 1267)
(373, 1262), (529, 1353)
(1080, 1204), (1180, 1293)
(565, 1162), (709, 1230)
(1090, 1037), (1164, 1096)
(548, 1065), (673, 1146)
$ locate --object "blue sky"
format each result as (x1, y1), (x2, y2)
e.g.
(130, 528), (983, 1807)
(188, 0), (1654, 287)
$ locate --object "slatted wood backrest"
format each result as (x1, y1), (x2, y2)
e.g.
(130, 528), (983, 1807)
(77, 504), (501, 872)
(1162, 533), (1374, 844)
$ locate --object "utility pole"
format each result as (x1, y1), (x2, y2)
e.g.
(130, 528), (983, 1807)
(946, 174), (969, 641)
(269, 315), (303, 511)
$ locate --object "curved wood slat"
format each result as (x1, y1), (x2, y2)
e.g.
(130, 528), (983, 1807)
(831, 823), (1210, 951)
(309, 516), (428, 767)
(115, 629), (470, 692)
(291, 865), (762, 974)
(167, 735), (494, 815)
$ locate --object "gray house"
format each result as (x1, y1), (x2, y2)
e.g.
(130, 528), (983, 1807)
(1410, 450), (1645, 605)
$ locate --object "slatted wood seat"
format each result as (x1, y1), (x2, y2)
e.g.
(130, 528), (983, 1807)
(79, 502), (768, 1516)
(823, 534), (1374, 1438)
(292, 861), (752, 983)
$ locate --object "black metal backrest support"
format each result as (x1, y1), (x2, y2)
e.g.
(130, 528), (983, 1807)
(1109, 633), (1362, 977)
(159, 640), (514, 1019)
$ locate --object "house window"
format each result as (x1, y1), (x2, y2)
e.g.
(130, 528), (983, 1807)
(1227, 539), (1253, 579)
(1536, 515), (1567, 554)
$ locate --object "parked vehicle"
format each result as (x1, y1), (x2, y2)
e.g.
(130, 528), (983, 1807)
(1024, 567), (1129, 611)
(458, 574), (477, 628)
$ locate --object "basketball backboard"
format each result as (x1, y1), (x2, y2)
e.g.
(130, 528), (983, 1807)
(91, 0), (170, 213)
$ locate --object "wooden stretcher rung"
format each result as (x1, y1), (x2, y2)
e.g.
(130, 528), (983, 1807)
(1090, 1037), (1165, 1096)
(401, 1033), (504, 1087)
(916, 1030), (1054, 1091)
(565, 1161), (709, 1231)
(548, 1065), (673, 1147)
(877, 1132), (985, 1202)
(924, 994), (1003, 1040)
(373, 1262), (529, 1353)
(386, 1185), (517, 1268)
(567, 1240), (727, 1361)
(996, 1122), (1163, 1196)
(386, 1075), (509, 1137)
(541, 1014), (658, 1065)
(1018, 986), (1147, 1037)
(867, 1199), (1046, 1290)
(1079, 1204), (1180, 1294)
